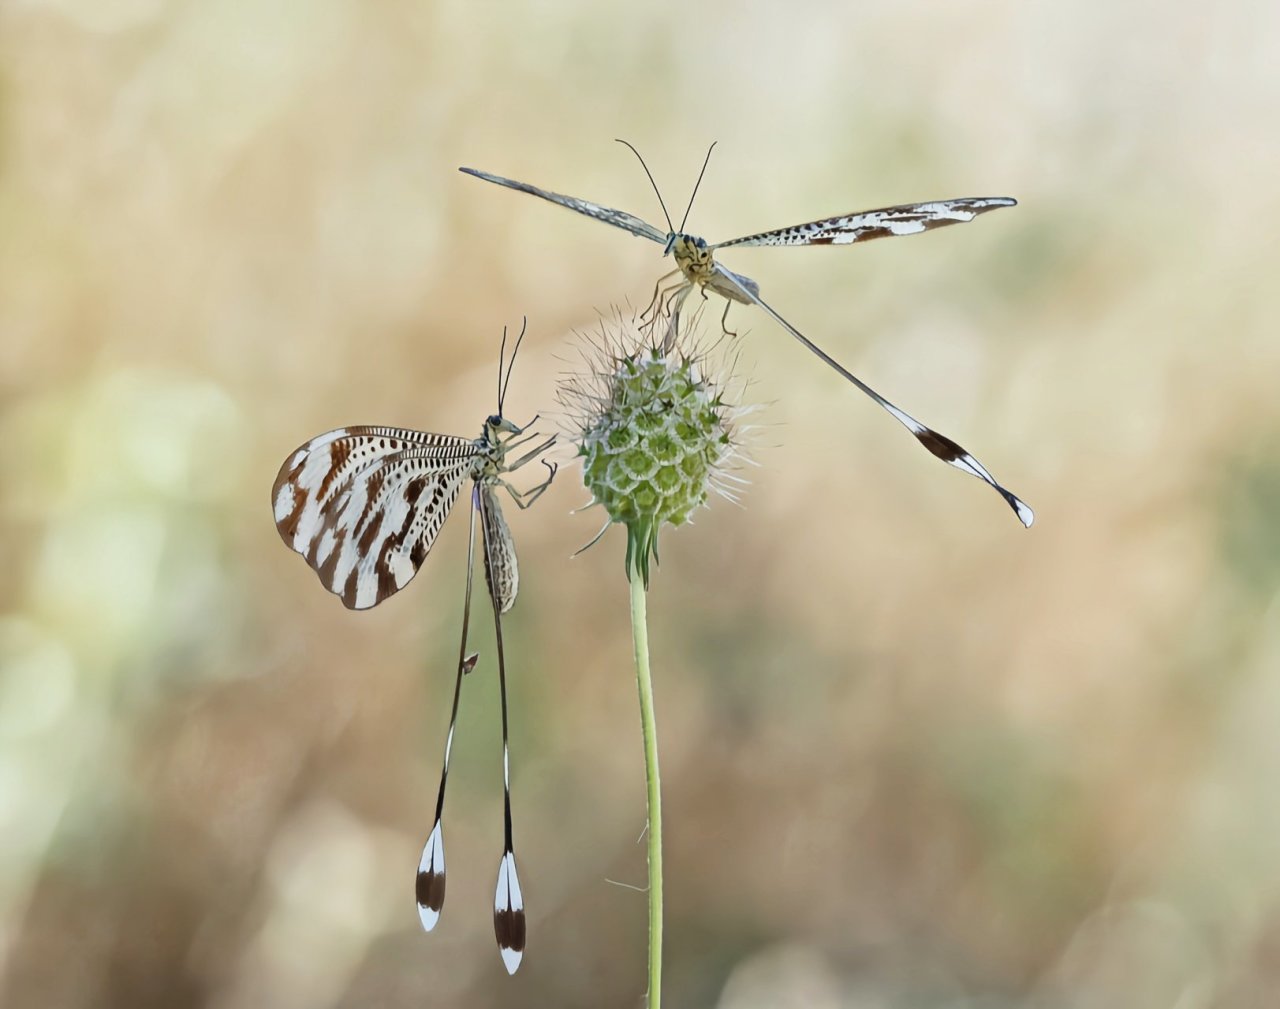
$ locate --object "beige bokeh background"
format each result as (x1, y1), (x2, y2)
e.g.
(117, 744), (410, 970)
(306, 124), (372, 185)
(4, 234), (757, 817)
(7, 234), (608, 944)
(2, 1), (1278, 1006)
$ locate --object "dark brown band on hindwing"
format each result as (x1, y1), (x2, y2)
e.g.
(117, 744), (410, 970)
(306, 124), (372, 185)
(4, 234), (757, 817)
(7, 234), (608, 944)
(915, 427), (966, 462)
(494, 905), (527, 956)
(416, 866), (445, 915)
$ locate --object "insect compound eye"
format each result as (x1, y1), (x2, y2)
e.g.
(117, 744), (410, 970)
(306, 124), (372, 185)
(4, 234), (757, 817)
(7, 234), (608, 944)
(486, 414), (502, 427)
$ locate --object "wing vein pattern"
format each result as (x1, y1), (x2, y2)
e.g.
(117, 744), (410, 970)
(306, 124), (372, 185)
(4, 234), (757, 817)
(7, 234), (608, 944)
(480, 487), (519, 614)
(713, 197), (1017, 249)
(272, 426), (478, 609)
(459, 167), (669, 245)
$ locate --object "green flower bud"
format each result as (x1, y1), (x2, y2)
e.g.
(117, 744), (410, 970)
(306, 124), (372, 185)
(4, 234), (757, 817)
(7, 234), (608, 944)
(560, 315), (751, 586)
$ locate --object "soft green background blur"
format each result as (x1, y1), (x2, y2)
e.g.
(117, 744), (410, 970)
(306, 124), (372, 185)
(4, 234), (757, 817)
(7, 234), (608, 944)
(2, 1), (1278, 1006)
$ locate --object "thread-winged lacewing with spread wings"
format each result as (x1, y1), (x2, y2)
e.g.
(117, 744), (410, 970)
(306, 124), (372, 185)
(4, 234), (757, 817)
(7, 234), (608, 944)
(271, 322), (556, 973)
(461, 144), (1032, 528)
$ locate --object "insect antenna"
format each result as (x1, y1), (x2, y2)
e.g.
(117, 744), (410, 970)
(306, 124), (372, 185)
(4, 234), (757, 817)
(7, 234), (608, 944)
(616, 139), (674, 235)
(415, 494), (481, 932)
(497, 324), (509, 414)
(498, 317), (528, 417)
(678, 141), (718, 235)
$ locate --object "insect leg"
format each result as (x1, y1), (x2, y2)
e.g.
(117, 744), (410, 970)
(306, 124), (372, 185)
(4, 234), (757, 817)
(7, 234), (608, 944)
(498, 459), (558, 510)
(641, 268), (683, 324)
(718, 296), (739, 338)
(505, 435), (557, 474)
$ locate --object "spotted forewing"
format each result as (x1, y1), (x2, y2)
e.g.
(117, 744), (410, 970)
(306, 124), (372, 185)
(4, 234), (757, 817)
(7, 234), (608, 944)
(271, 426), (477, 610)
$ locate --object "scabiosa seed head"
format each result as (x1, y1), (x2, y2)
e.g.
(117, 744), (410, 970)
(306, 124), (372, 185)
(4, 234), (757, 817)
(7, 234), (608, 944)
(559, 312), (755, 586)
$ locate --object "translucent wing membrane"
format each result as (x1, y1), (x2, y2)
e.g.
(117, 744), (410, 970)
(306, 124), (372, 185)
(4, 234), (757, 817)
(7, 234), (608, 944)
(272, 426), (477, 609)
(416, 500), (481, 936)
(704, 263), (760, 304)
(480, 487), (519, 614)
(477, 487), (526, 973)
(711, 264), (1034, 527)
(459, 166), (670, 245)
(712, 197), (1016, 249)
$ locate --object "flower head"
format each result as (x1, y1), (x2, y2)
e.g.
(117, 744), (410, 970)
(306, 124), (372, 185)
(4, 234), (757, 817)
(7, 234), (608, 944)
(559, 311), (754, 586)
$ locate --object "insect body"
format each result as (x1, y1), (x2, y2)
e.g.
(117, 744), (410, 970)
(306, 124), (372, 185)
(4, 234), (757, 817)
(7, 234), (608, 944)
(460, 148), (1032, 527)
(271, 323), (556, 973)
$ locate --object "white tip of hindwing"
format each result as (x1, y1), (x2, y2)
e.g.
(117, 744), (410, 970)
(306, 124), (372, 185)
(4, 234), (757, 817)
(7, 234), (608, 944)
(416, 821), (445, 931)
(493, 850), (526, 974)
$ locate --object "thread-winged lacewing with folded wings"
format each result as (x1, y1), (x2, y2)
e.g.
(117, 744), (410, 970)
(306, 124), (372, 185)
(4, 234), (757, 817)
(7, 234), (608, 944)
(461, 143), (1033, 528)
(271, 322), (557, 974)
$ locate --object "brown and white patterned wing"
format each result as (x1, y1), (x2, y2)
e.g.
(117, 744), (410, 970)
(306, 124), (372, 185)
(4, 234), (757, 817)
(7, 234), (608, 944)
(710, 263), (1034, 528)
(711, 197), (1016, 249)
(459, 167), (669, 246)
(480, 487), (518, 615)
(272, 426), (477, 609)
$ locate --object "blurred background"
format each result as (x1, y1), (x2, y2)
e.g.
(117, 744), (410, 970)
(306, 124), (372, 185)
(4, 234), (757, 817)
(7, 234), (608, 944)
(2, 0), (1278, 1006)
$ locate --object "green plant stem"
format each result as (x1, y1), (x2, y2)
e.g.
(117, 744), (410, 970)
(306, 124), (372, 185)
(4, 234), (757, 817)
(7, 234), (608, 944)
(629, 557), (662, 1009)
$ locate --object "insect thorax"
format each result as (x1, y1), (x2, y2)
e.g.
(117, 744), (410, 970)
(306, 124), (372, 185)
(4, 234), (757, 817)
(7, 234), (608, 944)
(472, 425), (507, 481)
(671, 234), (716, 286)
